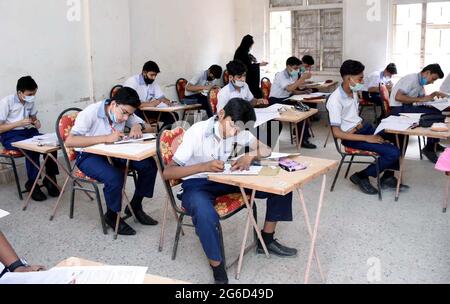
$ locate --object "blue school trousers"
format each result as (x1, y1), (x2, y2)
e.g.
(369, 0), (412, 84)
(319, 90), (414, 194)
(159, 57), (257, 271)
(342, 124), (400, 177)
(76, 152), (157, 213)
(0, 128), (59, 181)
(183, 94), (213, 118)
(181, 178), (293, 262)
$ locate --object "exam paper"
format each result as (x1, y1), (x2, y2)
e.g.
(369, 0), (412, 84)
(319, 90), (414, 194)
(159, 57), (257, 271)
(417, 98), (450, 111)
(156, 102), (169, 109)
(374, 115), (418, 134)
(264, 152), (301, 159)
(20, 133), (59, 147)
(285, 93), (330, 102)
(114, 133), (155, 144)
(88, 141), (156, 155)
(0, 266), (148, 284)
(254, 104), (291, 127)
(208, 164), (262, 176)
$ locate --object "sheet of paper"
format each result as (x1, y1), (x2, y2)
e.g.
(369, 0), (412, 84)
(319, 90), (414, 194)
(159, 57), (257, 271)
(417, 98), (450, 111)
(208, 164), (262, 176)
(399, 113), (424, 120)
(254, 104), (291, 127)
(156, 102), (169, 109)
(88, 141), (156, 155)
(374, 115), (418, 134)
(285, 93), (330, 102)
(114, 133), (155, 145)
(18, 133), (59, 147)
(0, 266), (148, 284)
(264, 152), (301, 159)
(0, 209), (10, 219)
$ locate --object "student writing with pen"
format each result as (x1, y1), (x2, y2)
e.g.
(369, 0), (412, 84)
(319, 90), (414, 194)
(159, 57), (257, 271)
(65, 87), (159, 235)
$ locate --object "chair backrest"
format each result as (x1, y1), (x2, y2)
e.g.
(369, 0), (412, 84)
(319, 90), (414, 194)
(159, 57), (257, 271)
(110, 84), (123, 99)
(223, 70), (229, 86)
(156, 125), (186, 213)
(324, 97), (345, 155)
(55, 108), (82, 169)
(175, 78), (188, 102)
(379, 84), (391, 118)
(207, 85), (221, 117)
(261, 77), (272, 100)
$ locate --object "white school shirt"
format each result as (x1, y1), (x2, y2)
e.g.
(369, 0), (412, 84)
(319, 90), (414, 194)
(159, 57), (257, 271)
(326, 85), (362, 133)
(124, 74), (165, 102)
(70, 100), (144, 151)
(0, 94), (38, 130)
(390, 73), (425, 107)
(363, 70), (387, 91)
(173, 116), (257, 180)
(185, 70), (220, 97)
(217, 82), (254, 112)
(440, 74), (450, 94)
(269, 69), (297, 99)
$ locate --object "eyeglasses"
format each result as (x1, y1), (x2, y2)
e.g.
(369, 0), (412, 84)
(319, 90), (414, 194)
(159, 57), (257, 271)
(118, 105), (132, 117)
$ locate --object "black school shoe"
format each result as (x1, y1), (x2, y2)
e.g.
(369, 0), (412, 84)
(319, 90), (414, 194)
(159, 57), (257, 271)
(380, 176), (410, 191)
(104, 212), (136, 235)
(124, 207), (158, 225)
(25, 181), (47, 201)
(301, 140), (317, 149)
(257, 239), (298, 257)
(350, 173), (378, 195)
(210, 262), (228, 284)
(43, 177), (60, 197)
(436, 144), (446, 152)
(422, 148), (438, 164)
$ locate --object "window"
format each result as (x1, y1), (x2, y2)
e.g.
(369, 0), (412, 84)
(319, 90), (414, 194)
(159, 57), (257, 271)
(392, 1), (450, 91)
(269, 0), (343, 74)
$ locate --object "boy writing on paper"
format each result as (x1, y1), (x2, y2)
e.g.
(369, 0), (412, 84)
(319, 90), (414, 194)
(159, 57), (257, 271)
(163, 98), (296, 284)
(0, 76), (60, 201)
(66, 87), (158, 236)
(327, 60), (406, 196)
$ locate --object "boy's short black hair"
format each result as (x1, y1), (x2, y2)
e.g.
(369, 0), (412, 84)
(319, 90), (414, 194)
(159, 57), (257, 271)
(340, 60), (365, 78)
(209, 65), (223, 79)
(17, 76), (38, 92)
(385, 63), (398, 75)
(286, 56), (302, 67)
(113, 87), (142, 109)
(301, 55), (315, 66)
(226, 60), (247, 77)
(142, 61), (160, 73)
(223, 98), (256, 125)
(422, 64), (444, 79)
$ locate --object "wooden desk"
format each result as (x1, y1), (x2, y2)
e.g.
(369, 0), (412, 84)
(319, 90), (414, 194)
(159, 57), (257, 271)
(385, 123), (450, 201)
(12, 139), (62, 211)
(209, 156), (338, 283)
(56, 257), (190, 284)
(275, 108), (319, 151)
(140, 104), (202, 128)
(301, 81), (338, 92)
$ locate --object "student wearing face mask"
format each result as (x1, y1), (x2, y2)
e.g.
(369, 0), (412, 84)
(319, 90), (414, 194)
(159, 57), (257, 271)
(0, 76), (60, 202)
(184, 65), (223, 117)
(389, 64), (447, 163)
(124, 61), (178, 129)
(65, 87), (159, 235)
(267, 56), (316, 149)
(327, 60), (405, 196)
(217, 60), (268, 112)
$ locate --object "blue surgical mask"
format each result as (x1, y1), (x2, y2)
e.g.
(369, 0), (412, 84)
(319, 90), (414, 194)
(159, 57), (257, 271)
(23, 95), (35, 102)
(109, 105), (117, 123)
(350, 79), (364, 92)
(300, 67), (306, 74)
(233, 80), (245, 88)
(290, 70), (299, 78)
(420, 76), (428, 86)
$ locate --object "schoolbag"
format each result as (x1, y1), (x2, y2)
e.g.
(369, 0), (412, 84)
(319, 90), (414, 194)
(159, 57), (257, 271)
(419, 113), (446, 128)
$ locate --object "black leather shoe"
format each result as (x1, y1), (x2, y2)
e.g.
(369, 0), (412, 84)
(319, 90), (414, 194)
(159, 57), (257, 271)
(43, 177), (60, 197)
(436, 144), (446, 152)
(350, 174), (378, 195)
(125, 207), (158, 226)
(381, 176), (410, 191)
(301, 140), (317, 149)
(25, 181), (47, 202)
(104, 213), (136, 235)
(422, 149), (438, 163)
(257, 239), (298, 257)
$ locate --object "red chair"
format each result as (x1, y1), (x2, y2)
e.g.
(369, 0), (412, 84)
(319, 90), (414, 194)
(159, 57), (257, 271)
(261, 77), (272, 100)
(223, 70), (229, 86)
(175, 78), (188, 102)
(207, 86), (221, 117)
(156, 125), (255, 265)
(0, 147), (25, 200)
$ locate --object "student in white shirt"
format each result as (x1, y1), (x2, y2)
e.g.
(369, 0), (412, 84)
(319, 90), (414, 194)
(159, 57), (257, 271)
(327, 60), (405, 196)
(390, 64), (447, 163)
(362, 63), (397, 105)
(0, 76), (60, 202)
(66, 87), (158, 236)
(217, 60), (268, 112)
(163, 99), (296, 284)
(124, 61), (177, 128)
(184, 65), (222, 117)
(268, 56), (316, 149)
(440, 74), (450, 94)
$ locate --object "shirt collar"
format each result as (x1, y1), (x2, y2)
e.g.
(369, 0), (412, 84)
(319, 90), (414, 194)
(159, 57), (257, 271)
(14, 94), (21, 104)
(97, 99), (111, 119)
(228, 82), (237, 93)
(138, 74), (146, 86)
(417, 73), (424, 87)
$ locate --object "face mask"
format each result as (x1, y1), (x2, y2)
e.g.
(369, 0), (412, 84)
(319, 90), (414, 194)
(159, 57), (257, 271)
(23, 95), (35, 102)
(109, 104), (117, 124)
(143, 75), (154, 85)
(349, 78), (364, 92)
(420, 76), (428, 86)
(290, 70), (299, 78)
(233, 80), (245, 88)
(300, 67), (306, 74)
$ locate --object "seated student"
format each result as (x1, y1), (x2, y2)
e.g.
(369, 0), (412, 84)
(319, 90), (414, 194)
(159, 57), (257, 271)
(184, 65), (223, 117)
(362, 63), (397, 107)
(327, 60), (406, 195)
(66, 87), (159, 235)
(0, 231), (45, 277)
(389, 64), (447, 163)
(163, 99), (296, 284)
(124, 61), (178, 129)
(0, 76), (60, 201)
(217, 60), (268, 112)
(268, 56), (316, 149)
(440, 73), (450, 94)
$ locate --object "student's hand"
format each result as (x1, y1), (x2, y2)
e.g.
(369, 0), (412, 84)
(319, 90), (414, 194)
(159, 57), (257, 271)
(365, 135), (385, 144)
(300, 72), (312, 81)
(203, 160), (225, 172)
(162, 98), (172, 105)
(14, 265), (46, 273)
(231, 155), (255, 171)
(432, 91), (448, 99)
(260, 61), (269, 67)
(257, 99), (269, 106)
(422, 95), (436, 102)
(17, 118), (33, 127)
(106, 130), (125, 143)
(148, 99), (161, 107)
(129, 125), (143, 139)
(203, 85), (213, 91)
(33, 120), (41, 129)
